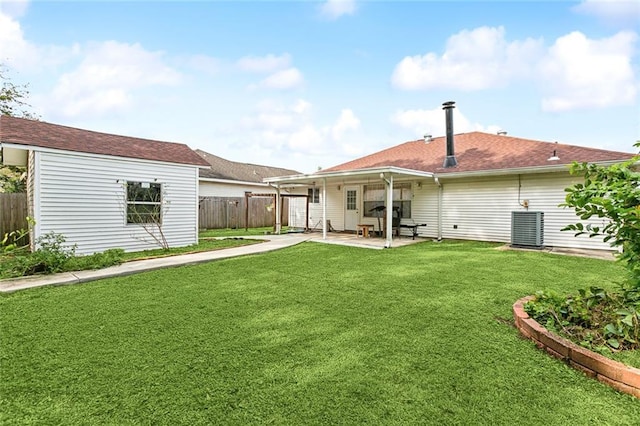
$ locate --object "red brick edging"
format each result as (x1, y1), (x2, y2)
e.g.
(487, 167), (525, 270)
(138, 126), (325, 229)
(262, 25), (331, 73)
(513, 296), (640, 398)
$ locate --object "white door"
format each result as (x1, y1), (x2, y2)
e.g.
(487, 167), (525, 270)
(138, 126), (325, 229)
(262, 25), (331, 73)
(344, 186), (359, 231)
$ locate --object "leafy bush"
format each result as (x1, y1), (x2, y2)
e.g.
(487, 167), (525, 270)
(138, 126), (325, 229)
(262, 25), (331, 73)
(1, 218), (33, 255)
(525, 286), (640, 353)
(0, 232), (76, 277)
(562, 146), (640, 288)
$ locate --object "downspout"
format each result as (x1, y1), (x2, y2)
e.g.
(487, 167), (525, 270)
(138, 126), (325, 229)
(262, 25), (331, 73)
(384, 173), (393, 248)
(274, 184), (281, 234)
(322, 178), (327, 240)
(434, 176), (442, 241)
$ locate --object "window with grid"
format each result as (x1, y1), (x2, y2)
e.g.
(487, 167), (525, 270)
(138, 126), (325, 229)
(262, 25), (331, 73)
(346, 189), (357, 210)
(126, 181), (162, 224)
(363, 182), (411, 218)
(308, 187), (320, 204)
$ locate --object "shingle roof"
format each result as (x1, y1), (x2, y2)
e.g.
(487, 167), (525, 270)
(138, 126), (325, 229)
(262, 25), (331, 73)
(0, 115), (209, 167)
(324, 132), (635, 174)
(196, 149), (300, 182)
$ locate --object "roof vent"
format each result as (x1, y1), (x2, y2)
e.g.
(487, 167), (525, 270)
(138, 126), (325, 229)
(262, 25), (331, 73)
(547, 142), (560, 161)
(497, 130), (507, 136)
(547, 150), (560, 161)
(424, 134), (432, 143)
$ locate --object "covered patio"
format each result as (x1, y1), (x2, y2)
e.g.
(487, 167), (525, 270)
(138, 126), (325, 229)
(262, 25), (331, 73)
(265, 166), (434, 248)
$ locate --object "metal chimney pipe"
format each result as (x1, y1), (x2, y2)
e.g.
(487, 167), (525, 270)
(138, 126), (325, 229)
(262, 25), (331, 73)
(442, 101), (457, 168)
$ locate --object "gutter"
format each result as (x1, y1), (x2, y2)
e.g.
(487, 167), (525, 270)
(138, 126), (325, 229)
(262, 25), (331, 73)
(199, 177), (271, 187)
(264, 166), (434, 185)
(433, 160), (631, 179)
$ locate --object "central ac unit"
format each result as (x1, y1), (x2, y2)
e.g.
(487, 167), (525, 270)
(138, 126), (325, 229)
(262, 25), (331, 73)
(511, 211), (544, 249)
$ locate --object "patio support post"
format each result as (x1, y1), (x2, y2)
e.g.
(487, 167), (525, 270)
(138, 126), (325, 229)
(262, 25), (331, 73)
(322, 178), (327, 240)
(274, 184), (281, 234)
(385, 173), (393, 248)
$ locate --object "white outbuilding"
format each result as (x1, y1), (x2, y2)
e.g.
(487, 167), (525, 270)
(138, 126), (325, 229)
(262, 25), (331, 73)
(0, 116), (210, 255)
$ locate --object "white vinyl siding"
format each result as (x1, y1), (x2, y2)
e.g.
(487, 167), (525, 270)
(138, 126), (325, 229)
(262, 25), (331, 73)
(406, 181), (438, 238)
(307, 186), (344, 231)
(439, 173), (612, 250)
(37, 151), (199, 255)
(441, 176), (519, 242)
(519, 173), (612, 250)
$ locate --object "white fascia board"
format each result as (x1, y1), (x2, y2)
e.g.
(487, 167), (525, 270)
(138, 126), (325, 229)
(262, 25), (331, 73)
(0, 142), (204, 170)
(434, 160), (633, 180)
(199, 177), (269, 186)
(264, 166), (433, 185)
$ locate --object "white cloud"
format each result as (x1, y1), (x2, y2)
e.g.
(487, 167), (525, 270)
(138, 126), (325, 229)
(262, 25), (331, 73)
(257, 67), (304, 90)
(0, 0), (29, 18)
(0, 10), (70, 70)
(391, 26), (543, 91)
(573, 0), (640, 27)
(237, 53), (291, 73)
(186, 54), (221, 75)
(46, 41), (181, 118)
(391, 25), (638, 112)
(319, 0), (357, 20)
(292, 99), (312, 114)
(239, 100), (364, 159)
(391, 106), (501, 137)
(538, 30), (637, 111)
(239, 54), (304, 91)
(331, 109), (360, 141)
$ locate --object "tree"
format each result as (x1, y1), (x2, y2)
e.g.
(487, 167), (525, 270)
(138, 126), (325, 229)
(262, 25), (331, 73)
(0, 64), (38, 119)
(562, 143), (640, 287)
(0, 64), (38, 193)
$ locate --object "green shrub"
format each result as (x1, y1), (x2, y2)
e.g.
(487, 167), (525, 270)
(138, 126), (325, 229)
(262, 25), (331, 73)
(0, 232), (76, 277)
(526, 145), (640, 355)
(525, 286), (640, 353)
(562, 146), (640, 288)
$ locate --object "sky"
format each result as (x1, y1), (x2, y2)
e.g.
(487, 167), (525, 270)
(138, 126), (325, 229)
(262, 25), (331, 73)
(0, 0), (638, 174)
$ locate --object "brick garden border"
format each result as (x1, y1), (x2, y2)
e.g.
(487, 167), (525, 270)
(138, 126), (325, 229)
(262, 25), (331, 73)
(513, 296), (640, 399)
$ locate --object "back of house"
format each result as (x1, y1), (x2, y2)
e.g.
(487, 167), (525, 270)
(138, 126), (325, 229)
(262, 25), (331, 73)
(266, 103), (635, 251)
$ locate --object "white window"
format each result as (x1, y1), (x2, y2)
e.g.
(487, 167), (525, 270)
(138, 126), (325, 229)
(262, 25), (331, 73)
(363, 182), (411, 218)
(308, 187), (320, 204)
(126, 181), (162, 224)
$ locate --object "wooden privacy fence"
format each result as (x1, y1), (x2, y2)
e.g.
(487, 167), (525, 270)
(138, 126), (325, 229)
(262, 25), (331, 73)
(199, 196), (289, 230)
(0, 192), (28, 242)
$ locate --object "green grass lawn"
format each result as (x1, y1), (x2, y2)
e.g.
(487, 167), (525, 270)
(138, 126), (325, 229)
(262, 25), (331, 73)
(119, 237), (260, 262)
(199, 226), (289, 238)
(1, 240), (638, 425)
(0, 238), (258, 280)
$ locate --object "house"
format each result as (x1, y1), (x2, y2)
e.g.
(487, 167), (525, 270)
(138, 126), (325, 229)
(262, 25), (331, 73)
(196, 150), (301, 229)
(197, 149), (299, 197)
(0, 116), (210, 255)
(265, 102), (635, 250)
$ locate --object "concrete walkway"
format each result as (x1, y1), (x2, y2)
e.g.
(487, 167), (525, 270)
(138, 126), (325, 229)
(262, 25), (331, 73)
(0, 235), (311, 293)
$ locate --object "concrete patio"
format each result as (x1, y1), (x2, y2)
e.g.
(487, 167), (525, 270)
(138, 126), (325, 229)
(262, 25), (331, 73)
(304, 231), (428, 250)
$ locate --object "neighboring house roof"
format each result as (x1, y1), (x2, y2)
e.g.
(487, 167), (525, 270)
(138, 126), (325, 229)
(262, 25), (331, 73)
(196, 149), (299, 183)
(0, 115), (210, 167)
(324, 132), (635, 175)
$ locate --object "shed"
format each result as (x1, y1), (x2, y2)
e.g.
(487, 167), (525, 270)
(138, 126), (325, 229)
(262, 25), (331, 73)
(0, 116), (210, 255)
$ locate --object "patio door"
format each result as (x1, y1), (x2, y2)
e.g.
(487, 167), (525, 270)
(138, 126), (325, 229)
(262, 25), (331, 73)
(344, 186), (359, 231)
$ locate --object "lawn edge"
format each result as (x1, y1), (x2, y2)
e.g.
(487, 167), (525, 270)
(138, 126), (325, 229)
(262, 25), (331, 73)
(513, 296), (640, 399)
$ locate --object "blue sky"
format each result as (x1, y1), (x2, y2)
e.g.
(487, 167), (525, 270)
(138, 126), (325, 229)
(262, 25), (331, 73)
(1, 0), (638, 173)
